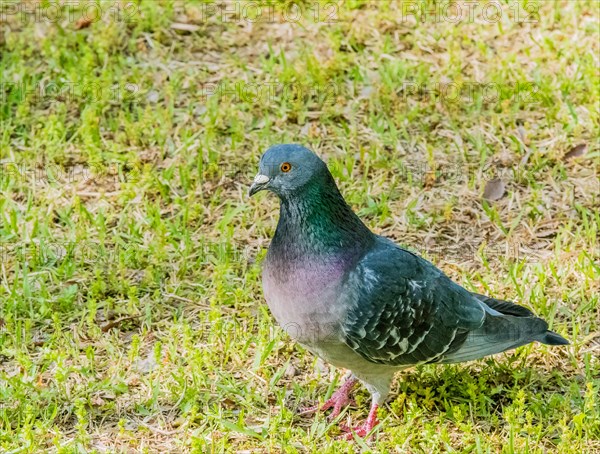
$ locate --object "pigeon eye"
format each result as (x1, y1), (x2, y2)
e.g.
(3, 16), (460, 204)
(280, 162), (292, 173)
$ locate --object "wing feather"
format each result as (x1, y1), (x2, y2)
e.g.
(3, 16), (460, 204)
(340, 238), (485, 366)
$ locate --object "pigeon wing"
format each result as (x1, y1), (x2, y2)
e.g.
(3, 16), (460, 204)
(340, 238), (486, 366)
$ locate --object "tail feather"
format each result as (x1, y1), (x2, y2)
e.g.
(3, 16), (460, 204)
(441, 314), (547, 363)
(538, 330), (569, 345)
(441, 294), (569, 364)
(472, 293), (534, 317)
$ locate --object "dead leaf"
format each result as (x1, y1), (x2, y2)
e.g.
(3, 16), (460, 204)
(284, 364), (297, 378)
(424, 170), (437, 188)
(126, 375), (141, 387)
(171, 23), (200, 33)
(146, 90), (160, 103)
(134, 354), (157, 374)
(222, 398), (236, 409)
(563, 143), (587, 160)
(358, 85), (374, 99)
(74, 17), (93, 30)
(91, 396), (106, 406)
(483, 178), (506, 201)
(535, 228), (558, 239)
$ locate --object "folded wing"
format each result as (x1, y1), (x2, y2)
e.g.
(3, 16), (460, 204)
(340, 237), (567, 367)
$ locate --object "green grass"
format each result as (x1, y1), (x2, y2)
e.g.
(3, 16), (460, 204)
(0, 0), (599, 452)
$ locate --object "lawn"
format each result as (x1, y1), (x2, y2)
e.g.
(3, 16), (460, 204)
(0, 0), (598, 452)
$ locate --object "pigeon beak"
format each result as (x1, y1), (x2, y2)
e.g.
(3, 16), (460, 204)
(249, 174), (270, 197)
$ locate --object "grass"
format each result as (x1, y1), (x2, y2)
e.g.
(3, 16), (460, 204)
(0, 0), (598, 452)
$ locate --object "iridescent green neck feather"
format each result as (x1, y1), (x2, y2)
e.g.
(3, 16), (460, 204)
(269, 172), (374, 265)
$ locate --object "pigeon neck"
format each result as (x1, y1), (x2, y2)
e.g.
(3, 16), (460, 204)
(272, 177), (374, 260)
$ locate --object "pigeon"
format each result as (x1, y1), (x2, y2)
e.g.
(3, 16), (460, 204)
(249, 144), (569, 438)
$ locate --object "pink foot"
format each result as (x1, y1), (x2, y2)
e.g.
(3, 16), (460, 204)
(299, 376), (358, 420)
(341, 403), (380, 440)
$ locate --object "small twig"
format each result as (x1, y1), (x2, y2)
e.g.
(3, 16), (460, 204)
(101, 315), (141, 333)
(76, 191), (121, 197)
(138, 421), (181, 435)
(163, 293), (195, 304)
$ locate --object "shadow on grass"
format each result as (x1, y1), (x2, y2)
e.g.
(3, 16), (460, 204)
(389, 356), (573, 418)
(293, 353), (573, 426)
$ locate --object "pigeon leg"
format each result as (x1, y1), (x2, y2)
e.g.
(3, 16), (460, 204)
(299, 375), (358, 419)
(341, 401), (380, 439)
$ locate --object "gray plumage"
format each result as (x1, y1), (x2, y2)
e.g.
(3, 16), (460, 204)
(250, 144), (568, 434)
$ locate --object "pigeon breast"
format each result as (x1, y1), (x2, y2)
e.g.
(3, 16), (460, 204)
(262, 253), (349, 347)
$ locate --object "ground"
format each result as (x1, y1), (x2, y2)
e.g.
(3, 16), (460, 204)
(0, 0), (598, 453)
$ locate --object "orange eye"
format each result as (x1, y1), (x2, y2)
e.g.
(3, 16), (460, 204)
(280, 162), (292, 173)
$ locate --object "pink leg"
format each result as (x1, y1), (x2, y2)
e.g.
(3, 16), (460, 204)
(341, 402), (380, 439)
(299, 376), (358, 420)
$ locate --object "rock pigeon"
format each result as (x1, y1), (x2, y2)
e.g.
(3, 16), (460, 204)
(249, 144), (569, 439)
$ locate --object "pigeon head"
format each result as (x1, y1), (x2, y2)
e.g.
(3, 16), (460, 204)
(251, 143), (374, 266)
(249, 144), (329, 198)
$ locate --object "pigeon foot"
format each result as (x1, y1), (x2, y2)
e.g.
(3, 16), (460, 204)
(299, 376), (358, 420)
(340, 403), (380, 440)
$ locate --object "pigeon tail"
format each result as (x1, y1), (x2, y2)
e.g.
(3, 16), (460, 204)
(440, 310), (569, 364)
(537, 330), (570, 345)
(472, 293), (569, 346)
